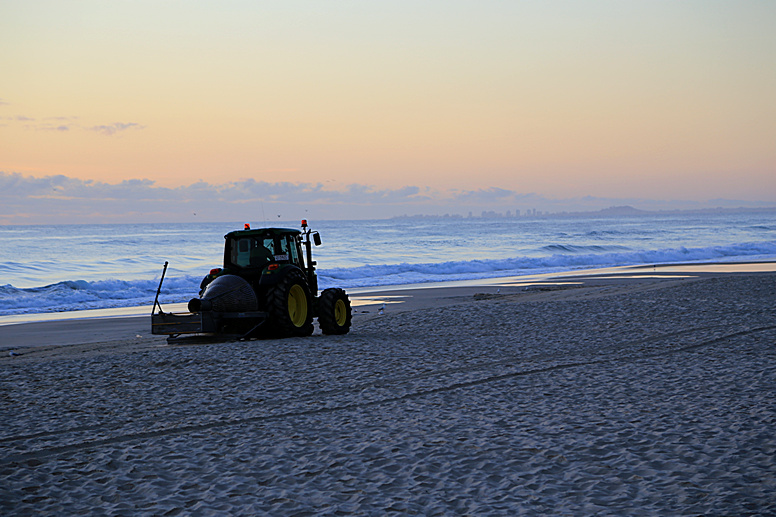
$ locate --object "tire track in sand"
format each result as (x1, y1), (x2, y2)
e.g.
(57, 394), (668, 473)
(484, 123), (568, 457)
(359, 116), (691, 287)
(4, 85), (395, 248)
(2, 324), (774, 465)
(0, 323), (730, 445)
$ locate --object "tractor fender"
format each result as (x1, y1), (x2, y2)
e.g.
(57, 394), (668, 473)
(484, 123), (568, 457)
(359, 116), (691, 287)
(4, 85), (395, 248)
(198, 267), (232, 295)
(257, 264), (306, 288)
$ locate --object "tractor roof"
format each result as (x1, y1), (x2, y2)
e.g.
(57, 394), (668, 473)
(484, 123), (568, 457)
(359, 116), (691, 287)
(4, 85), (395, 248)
(224, 227), (301, 239)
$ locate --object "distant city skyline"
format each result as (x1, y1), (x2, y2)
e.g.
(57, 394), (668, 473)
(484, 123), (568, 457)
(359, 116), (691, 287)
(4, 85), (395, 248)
(2, 1), (774, 224)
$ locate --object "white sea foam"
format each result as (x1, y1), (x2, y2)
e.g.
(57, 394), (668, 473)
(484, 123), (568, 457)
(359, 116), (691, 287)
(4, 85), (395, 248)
(0, 240), (774, 315)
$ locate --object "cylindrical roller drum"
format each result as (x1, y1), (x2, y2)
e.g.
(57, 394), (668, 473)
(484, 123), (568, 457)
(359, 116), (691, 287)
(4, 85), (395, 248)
(188, 274), (258, 313)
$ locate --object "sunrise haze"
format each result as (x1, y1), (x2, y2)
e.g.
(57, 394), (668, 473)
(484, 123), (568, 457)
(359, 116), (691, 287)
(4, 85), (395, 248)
(1, 1), (775, 223)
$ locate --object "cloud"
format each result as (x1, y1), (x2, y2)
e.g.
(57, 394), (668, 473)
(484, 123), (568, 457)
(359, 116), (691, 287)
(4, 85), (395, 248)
(0, 98), (9, 106)
(337, 184), (428, 204)
(13, 115), (78, 132)
(88, 122), (144, 136)
(0, 173), (444, 223)
(10, 119), (67, 131)
(2, 114), (144, 135)
(1, 171), (774, 225)
(453, 187), (519, 202)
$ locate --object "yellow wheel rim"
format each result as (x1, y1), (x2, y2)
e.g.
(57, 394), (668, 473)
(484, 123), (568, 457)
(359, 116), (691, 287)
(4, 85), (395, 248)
(288, 284), (308, 327)
(334, 299), (347, 326)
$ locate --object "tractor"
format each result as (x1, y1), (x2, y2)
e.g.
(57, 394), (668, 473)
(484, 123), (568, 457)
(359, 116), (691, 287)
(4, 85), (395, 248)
(151, 220), (352, 342)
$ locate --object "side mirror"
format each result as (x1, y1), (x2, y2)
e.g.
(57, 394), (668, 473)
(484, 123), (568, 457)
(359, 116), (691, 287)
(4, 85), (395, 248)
(313, 232), (322, 246)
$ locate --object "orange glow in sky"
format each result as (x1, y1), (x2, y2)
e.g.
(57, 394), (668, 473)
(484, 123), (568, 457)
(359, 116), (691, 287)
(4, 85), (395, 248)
(1, 1), (775, 205)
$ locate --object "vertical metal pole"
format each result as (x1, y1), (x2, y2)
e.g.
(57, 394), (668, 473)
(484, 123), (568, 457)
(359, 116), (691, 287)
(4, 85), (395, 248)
(152, 261), (169, 315)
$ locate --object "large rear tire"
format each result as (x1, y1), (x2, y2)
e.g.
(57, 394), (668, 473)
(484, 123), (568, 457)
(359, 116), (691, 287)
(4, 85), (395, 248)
(318, 288), (352, 335)
(266, 269), (314, 337)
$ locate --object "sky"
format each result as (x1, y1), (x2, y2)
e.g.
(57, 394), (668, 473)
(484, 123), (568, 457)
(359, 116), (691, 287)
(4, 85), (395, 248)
(1, 0), (775, 224)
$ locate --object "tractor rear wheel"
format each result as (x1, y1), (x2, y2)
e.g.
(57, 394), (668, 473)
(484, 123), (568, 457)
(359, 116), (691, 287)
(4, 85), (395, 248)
(266, 269), (314, 337)
(318, 288), (352, 335)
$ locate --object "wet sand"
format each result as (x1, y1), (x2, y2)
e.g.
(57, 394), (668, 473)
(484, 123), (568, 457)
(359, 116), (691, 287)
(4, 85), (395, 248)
(1, 269), (775, 514)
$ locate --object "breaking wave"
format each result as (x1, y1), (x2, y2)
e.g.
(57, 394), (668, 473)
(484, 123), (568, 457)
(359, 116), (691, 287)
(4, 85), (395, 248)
(2, 240), (773, 316)
(318, 241), (776, 289)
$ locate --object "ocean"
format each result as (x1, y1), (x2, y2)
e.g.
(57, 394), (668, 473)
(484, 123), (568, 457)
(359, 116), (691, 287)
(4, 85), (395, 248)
(1, 212), (774, 317)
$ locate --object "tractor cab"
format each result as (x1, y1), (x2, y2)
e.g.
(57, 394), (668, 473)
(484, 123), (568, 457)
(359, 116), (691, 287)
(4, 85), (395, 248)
(224, 227), (305, 271)
(221, 223), (319, 295)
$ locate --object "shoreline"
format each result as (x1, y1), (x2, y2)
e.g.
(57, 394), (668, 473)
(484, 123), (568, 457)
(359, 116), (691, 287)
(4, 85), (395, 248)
(1, 261), (774, 352)
(2, 260), (775, 327)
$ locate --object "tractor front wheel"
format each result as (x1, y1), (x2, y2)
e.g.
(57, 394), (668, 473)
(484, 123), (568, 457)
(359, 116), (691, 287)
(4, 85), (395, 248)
(266, 270), (314, 337)
(318, 288), (352, 335)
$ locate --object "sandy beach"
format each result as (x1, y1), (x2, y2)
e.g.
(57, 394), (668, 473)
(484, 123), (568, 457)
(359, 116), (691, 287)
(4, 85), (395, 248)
(1, 269), (775, 515)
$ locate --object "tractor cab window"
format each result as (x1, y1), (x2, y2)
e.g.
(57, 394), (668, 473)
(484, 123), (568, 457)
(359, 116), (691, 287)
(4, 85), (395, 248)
(291, 236), (304, 268)
(263, 234), (302, 267)
(275, 235), (297, 265)
(254, 237), (275, 266)
(230, 237), (274, 268)
(231, 238), (251, 267)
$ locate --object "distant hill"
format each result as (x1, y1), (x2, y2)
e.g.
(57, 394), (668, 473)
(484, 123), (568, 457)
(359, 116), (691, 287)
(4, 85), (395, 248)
(564, 205), (776, 218)
(595, 205), (649, 216)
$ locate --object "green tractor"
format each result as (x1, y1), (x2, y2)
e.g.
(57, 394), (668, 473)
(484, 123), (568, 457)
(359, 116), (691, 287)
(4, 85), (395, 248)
(152, 220), (352, 342)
